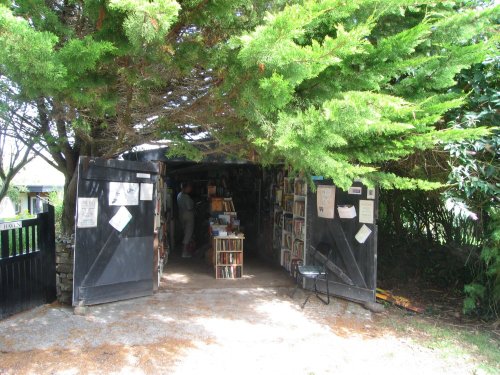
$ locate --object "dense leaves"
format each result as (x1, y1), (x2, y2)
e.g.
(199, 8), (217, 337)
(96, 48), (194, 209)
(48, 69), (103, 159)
(0, 1), (498, 231)
(223, 1), (499, 189)
(444, 55), (500, 317)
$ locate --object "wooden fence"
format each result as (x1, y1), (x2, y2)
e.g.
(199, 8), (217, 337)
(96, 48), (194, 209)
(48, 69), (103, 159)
(0, 205), (56, 319)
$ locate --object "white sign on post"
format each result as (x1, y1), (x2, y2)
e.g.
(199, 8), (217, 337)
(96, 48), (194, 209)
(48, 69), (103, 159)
(140, 183), (154, 201)
(317, 185), (336, 218)
(355, 224), (372, 244)
(77, 198), (98, 228)
(0, 221), (22, 231)
(359, 200), (374, 224)
(109, 182), (139, 206)
(109, 206), (133, 232)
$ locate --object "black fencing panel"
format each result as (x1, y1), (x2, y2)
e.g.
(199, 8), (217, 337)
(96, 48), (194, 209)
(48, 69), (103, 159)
(306, 180), (378, 303)
(0, 206), (56, 319)
(73, 157), (158, 306)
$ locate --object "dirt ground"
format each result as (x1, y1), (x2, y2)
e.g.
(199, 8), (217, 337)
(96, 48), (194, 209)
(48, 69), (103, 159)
(0, 259), (497, 375)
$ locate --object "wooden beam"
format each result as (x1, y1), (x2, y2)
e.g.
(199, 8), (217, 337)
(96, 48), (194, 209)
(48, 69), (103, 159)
(329, 220), (367, 288)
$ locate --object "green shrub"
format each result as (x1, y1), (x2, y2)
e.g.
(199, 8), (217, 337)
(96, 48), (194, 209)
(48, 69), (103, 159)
(463, 208), (500, 317)
(48, 191), (64, 235)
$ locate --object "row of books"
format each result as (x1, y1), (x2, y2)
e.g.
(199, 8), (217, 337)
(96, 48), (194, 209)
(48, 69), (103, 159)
(216, 265), (242, 279)
(283, 178), (307, 196)
(284, 178), (294, 195)
(274, 210), (283, 226)
(283, 232), (292, 250)
(217, 252), (242, 265)
(284, 216), (293, 233)
(292, 239), (304, 259)
(284, 197), (294, 213)
(274, 228), (282, 249)
(210, 197), (236, 212)
(294, 179), (306, 196)
(282, 250), (291, 272)
(214, 238), (243, 251)
(293, 218), (305, 240)
(293, 201), (305, 217)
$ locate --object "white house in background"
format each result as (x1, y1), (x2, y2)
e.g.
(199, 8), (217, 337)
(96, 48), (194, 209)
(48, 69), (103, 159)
(0, 158), (64, 218)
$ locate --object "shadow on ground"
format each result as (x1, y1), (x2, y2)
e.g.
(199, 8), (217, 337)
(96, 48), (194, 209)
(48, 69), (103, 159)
(0, 259), (483, 374)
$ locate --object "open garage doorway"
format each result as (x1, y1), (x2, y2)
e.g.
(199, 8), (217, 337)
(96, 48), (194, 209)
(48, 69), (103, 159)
(73, 153), (377, 307)
(123, 148), (293, 291)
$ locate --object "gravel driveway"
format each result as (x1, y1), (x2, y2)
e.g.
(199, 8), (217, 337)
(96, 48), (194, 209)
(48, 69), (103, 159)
(0, 285), (479, 375)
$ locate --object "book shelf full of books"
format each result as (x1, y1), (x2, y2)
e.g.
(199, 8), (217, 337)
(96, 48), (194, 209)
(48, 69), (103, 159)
(280, 177), (307, 274)
(213, 235), (244, 279)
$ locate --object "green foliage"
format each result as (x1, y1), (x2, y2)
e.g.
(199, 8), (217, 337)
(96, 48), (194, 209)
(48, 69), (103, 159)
(108, 0), (180, 49)
(441, 53), (499, 317)
(379, 51), (499, 318)
(225, 1), (499, 190)
(48, 191), (64, 235)
(462, 207), (500, 318)
(0, 5), (66, 97)
(383, 314), (500, 374)
(6, 184), (26, 205)
(57, 37), (117, 79)
(0, 0), (498, 237)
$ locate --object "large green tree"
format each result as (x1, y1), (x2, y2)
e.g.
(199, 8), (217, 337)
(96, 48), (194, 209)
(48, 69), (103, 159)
(219, 0), (498, 189)
(0, 0), (498, 235)
(0, 0), (284, 232)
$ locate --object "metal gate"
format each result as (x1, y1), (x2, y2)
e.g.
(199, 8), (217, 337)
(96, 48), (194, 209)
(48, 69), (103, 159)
(0, 205), (56, 319)
(306, 180), (378, 303)
(73, 157), (158, 306)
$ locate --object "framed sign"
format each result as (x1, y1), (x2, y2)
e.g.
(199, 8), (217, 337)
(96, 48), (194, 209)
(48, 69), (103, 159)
(348, 186), (362, 195)
(367, 188), (375, 199)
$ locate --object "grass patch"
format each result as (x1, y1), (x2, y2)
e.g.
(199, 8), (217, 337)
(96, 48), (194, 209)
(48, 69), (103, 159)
(382, 311), (500, 374)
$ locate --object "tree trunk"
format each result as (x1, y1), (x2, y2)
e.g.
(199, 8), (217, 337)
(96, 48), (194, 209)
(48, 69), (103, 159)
(0, 176), (13, 204)
(61, 165), (78, 235)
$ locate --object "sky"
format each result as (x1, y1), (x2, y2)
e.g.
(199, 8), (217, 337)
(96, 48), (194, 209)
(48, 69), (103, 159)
(11, 156), (64, 187)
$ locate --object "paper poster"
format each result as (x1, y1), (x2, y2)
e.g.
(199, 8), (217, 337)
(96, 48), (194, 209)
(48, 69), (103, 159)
(355, 224), (372, 244)
(317, 185), (336, 218)
(77, 198), (98, 228)
(338, 205), (357, 219)
(140, 183), (154, 201)
(348, 186), (362, 195)
(109, 206), (132, 232)
(367, 188), (375, 199)
(359, 200), (374, 224)
(109, 182), (139, 206)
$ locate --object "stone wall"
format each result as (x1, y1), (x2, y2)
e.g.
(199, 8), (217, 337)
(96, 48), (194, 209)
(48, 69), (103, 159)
(55, 235), (74, 304)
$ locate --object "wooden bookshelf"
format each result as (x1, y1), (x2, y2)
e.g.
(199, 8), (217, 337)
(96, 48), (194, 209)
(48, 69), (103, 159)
(273, 207), (283, 251)
(213, 235), (244, 279)
(280, 176), (308, 274)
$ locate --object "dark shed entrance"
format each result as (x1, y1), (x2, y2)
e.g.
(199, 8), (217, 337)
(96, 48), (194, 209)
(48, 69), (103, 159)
(73, 151), (378, 307)
(123, 148), (270, 262)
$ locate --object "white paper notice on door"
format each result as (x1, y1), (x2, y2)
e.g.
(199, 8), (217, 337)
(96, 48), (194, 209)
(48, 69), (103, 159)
(359, 199), (374, 224)
(109, 206), (132, 232)
(317, 185), (336, 218)
(355, 224), (372, 244)
(140, 183), (154, 201)
(109, 182), (139, 206)
(77, 198), (98, 228)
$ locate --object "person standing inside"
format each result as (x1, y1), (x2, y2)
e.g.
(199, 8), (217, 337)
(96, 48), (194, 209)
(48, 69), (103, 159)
(177, 182), (194, 258)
